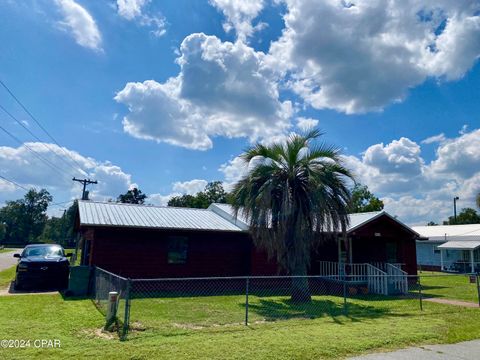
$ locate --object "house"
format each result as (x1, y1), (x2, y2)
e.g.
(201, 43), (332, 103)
(414, 224), (480, 273)
(75, 201), (419, 288)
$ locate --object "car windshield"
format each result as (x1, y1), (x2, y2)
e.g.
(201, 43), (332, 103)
(23, 246), (64, 257)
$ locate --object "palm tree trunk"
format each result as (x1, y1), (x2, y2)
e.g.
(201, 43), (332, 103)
(290, 262), (311, 303)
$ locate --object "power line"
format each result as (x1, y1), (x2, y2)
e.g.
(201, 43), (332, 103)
(0, 79), (88, 175)
(0, 103), (86, 177)
(0, 174), (29, 191)
(0, 123), (71, 180)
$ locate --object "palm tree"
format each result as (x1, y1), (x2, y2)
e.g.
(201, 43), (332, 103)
(231, 130), (353, 303)
(477, 193), (480, 209)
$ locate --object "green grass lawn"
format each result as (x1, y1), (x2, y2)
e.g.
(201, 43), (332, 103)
(419, 272), (479, 303)
(1, 266), (480, 359)
(0, 266), (16, 288)
(1, 292), (480, 360)
(0, 248), (16, 254)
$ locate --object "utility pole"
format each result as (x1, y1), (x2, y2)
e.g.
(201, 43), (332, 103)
(453, 196), (459, 224)
(72, 178), (98, 200)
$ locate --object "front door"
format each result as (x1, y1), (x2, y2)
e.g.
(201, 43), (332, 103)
(386, 242), (397, 263)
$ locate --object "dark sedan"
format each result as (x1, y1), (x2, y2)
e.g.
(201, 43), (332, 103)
(14, 244), (71, 290)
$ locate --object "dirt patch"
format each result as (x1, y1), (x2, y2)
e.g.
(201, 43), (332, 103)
(80, 328), (117, 340)
(130, 321), (147, 332)
(424, 297), (479, 308)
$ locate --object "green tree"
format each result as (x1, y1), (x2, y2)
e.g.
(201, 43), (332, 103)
(427, 221), (438, 226)
(39, 200), (78, 247)
(476, 193), (480, 209)
(447, 208), (480, 225)
(0, 223), (5, 245)
(231, 130), (353, 303)
(118, 188), (147, 204)
(0, 189), (52, 245)
(168, 182), (228, 209)
(348, 184), (384, 213)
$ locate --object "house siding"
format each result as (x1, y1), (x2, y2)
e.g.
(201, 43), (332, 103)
(84, 227), (251, 278)
(79, 213), (418, 278)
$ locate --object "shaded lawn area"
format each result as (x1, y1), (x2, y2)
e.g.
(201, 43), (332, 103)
(419, 272), (479, 303)
(1, 293), (480, 360)
(1, 265), (480, 360)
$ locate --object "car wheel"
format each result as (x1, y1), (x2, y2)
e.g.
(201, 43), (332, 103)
(14, 280), (23, 291)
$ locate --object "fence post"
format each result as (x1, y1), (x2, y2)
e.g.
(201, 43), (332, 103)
(105, 291), (118, 330)
(418, 276), (423, 311)
(343, 276), (347, 315)
(121, 278), (132, 341)
(245, 277), (249, 326)
(476, 274), (480, 308)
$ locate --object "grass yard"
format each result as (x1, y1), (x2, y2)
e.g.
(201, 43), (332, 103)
(0, 265), (16, 288)
(1, 266), (480, 359)
(419, 272), (480, 303)
(0, 248), (16, 254)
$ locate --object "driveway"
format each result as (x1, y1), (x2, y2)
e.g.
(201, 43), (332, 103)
(349, 339), (480, 360)
(0, 249), (21, 271)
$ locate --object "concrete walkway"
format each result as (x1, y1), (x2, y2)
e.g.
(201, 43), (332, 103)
(0, 249), (21, 271)
(349, 339), (480, 359)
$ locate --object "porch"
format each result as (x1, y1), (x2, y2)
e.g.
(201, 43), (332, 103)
(319, 261), (408, 295)
(438, 241), (480, 273)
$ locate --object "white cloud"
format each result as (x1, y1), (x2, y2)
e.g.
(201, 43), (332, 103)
(0, 142), (133, 203)
(172, 179), (208, 195)
(116, 0), (147, 20)
(115, 33), (293, 150)
(421, 133), (446, 144)
(219, 155), (248, 191)
(147, 179), (209, 206)
(363, 137), (424, 176)
(270, 0), (480, 113)
(116, 0), (166, 37)
(296, 117), (319, 131)
(54, 0), (102, 51)
(430, 129), (480, 178)
(147, 192), (178, 206)
(341, 129), (480, 224)
(210, 0), (266, 41)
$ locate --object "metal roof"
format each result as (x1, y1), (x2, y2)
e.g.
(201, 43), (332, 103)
(208, 204), (416, 235)
(412, 224), (480, 242)
(78, 201), (243, 232)
(437, 240), (480, 250)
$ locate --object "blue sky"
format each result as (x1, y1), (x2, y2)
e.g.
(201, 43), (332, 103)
(0, 0), (479, 224)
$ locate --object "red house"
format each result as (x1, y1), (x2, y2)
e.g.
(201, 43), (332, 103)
(76, 201), (419, 291)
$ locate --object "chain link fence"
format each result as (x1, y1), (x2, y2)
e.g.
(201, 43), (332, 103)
(91, 270), (480, 340)
(92, 267), (131, 340)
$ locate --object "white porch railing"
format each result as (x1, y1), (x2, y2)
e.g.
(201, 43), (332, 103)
(318, 261), (406, 295)
(386, 263), (408, 294)
(366, 264), (388, 295)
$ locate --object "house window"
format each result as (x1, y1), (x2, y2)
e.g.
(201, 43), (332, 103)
(167, 236), (188, 264)
(433, 248), (440, 255)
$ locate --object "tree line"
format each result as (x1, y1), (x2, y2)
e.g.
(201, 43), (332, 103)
(0, 180), (384, 247)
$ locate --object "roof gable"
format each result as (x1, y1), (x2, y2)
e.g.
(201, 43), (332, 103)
(208, 204), (418, 236)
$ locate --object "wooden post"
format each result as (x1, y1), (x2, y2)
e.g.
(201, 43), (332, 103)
(348, 237), (353, 264)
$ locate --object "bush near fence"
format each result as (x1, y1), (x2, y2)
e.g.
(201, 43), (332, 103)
(91, 267), (480, 340)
